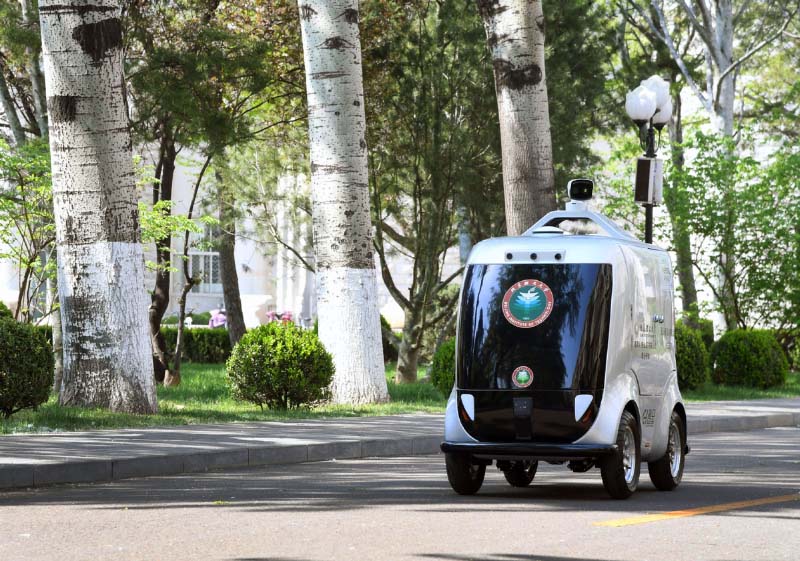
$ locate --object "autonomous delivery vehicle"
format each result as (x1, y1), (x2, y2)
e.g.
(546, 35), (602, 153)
(441, 179), (688, 499)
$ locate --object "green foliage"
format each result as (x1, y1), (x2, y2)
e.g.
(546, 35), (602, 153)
(0, 317), (54, 418)
(0, 302), (12, 320)
(0, 138), (56, 322)
(226, 323), (333, 410)
(696, 319), (715, 350)
(673, 132), (800, 330)
(161, 327), (232, 363)
(430, 338), (456, 397)
(162, 311), (212, 326)
(674, 324), (709, 390)
(711, 330), (789, 388)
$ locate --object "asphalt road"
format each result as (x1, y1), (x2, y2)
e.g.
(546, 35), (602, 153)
(1, 427), (798, 561)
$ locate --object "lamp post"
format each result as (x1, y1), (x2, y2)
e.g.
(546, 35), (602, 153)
(625, 76), (672, 244)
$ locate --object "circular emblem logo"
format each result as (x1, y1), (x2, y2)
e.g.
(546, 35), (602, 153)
(512, 366), (534, 388)
(502, 279), (554, 328)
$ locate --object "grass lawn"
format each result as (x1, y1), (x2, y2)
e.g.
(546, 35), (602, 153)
(682, 371), (800, 402)
(1, 362), (446, 435)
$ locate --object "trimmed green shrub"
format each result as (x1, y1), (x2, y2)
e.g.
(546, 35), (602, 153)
(696, 318), (715, 350)
(162, 311), (214, 326)
(0, 317), (54, 418)
(430, 338), (456, 397)
(227, 322), (333, 410)
(381, 315), (399, 363)
(674, 323), (709, 390)
(0, 302), (12, 320)
(711, 329), (789, 388)
(161, 327), (232, 363)
(34, 324), (53, 344)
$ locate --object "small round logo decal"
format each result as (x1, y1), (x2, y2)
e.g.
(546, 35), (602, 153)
(512, 366), (534, 388)
(502, 279), (554, 328)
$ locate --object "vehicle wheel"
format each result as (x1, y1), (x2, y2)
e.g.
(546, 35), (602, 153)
(648, 411), (685, 491)
(600, 410), (641, 499)
(503, 461), (538, 487)
(445, 452), (485, 495)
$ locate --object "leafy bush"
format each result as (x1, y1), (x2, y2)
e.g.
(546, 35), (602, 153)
(674, 323), (709, 390)
(161, 327), (232, 363)
(430, 338), (456, 397)
(381, 315), (399, 363)
(162, 311), (213, 326)
(0, 317), (54, 418)
(226, 322), (334, 409)
(696, 318), (715, 350)
(0, 302), (12, 320)
(711, 330), (788, 388)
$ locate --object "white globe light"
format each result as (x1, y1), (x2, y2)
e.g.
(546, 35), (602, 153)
(625, 85), (657, 122)
(652, 98), (672, 125)
(641, 75), (670, 110)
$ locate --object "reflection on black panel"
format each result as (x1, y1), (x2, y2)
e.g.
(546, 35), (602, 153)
(457, 264), (612, 392)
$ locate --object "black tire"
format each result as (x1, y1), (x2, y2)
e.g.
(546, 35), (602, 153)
(445, 452), (485, 495)
(648, 411), (686, 491)
(600, 410), (641, 499)
(503, 461), (538, 487)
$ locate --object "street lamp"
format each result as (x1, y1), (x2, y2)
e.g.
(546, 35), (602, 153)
(625, 75), (671, 244)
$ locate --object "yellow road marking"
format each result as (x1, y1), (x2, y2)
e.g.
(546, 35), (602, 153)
(594, 493), (800, 527)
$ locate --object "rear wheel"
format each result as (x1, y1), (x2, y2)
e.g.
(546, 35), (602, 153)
(503, 461), (538, 487)
(445, 452), (485, 495)
(601, 410), (641, 499)
(648, 411), (685, 491)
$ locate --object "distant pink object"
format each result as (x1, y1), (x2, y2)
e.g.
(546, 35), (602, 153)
(209, 310), (227, 328)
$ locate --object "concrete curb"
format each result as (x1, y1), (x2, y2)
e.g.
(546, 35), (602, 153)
(1, 409), (797, 492)
(0, 435), (442, 491)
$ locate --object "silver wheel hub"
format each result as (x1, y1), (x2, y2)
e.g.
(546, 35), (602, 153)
(622, 425), (636, 484)
(668, 420), (682, 478)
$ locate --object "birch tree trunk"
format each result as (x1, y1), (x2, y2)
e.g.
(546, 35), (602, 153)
(298, 0), (387, 404)
(39, 0), (157, 413)
(477, 0), (557, 236)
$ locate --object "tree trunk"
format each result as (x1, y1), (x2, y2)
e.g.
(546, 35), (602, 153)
(149, 137), (176, 384)
(216, 170), (246, 346)
(48, 275), (64, 394)
(665, 93), (699, 326)
(396, 308), (422, 384)
(20, 0), (49, 138)
(477, 0), (557, 235)
(0, 62), (26, 146)
(40, 0), (157, 413)
(298, 0), (388, 404)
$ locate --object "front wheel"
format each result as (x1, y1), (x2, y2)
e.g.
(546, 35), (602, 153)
(503, 461), (538, 487)
(600, 410), (641, 499)
(445, 452), (485, 495)
(648, 411), (686, 491)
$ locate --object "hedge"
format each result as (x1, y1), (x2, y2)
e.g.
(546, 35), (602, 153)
(0, 317), (54, 418)
(161, 327), (232, 363)
(674, 323), (709, 390)
(430, 338), (456, 397)
(711, 329), (788, 388)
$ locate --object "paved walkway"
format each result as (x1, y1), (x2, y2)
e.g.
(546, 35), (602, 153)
(1, 398), (798, 490)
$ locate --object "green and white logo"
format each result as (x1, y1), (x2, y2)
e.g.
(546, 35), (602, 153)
(502, 279), (554, 328)
(512, 366), (534, 389)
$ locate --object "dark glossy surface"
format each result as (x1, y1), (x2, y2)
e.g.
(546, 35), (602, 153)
(440, 441), (617, 459)
(456, 263), (612, 444)
(457, 263), (612, 392)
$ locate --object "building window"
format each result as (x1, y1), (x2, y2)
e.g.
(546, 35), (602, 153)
(188, 225), (223, 294)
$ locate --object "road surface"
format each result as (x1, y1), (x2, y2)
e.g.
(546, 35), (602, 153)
(1, 427), (798, 560)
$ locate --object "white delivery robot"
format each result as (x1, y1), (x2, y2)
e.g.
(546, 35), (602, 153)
(441, 179), (687, 499)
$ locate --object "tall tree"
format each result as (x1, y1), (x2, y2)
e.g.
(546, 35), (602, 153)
(298, 0), (388, 404)
(477, 0), (557, 235)
(39, 0), (157, 413)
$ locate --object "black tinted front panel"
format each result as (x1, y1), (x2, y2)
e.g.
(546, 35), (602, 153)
(457, 264), (612, 391)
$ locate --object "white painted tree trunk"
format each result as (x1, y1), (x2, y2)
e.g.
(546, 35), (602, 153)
(39, 0), (157, 413)
(478, 0), (556, 236)
(298, 0), (388, 405)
